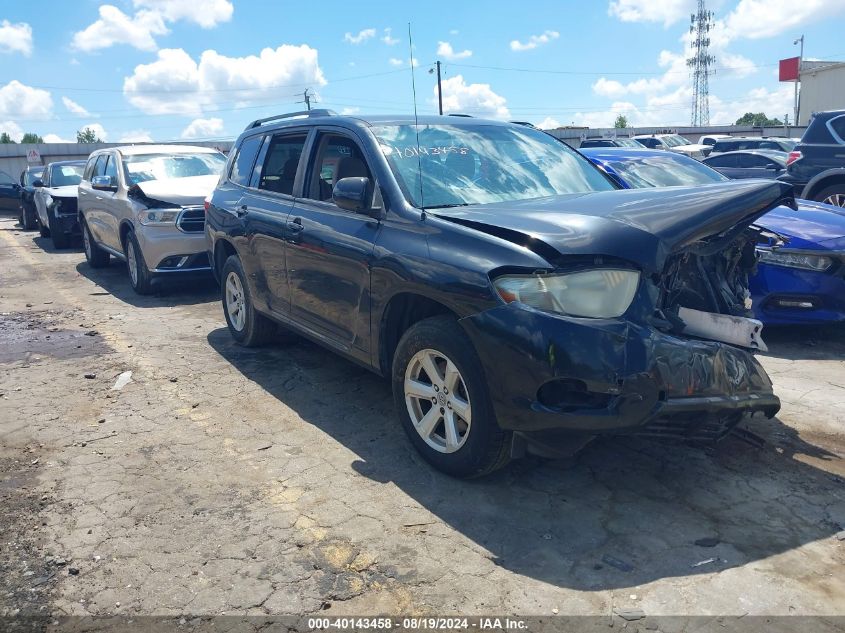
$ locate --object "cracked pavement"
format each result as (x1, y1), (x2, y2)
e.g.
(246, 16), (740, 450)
(1, 216), (844, 619)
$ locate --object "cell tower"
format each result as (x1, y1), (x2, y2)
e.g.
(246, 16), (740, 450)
(687, 0), (716, 126)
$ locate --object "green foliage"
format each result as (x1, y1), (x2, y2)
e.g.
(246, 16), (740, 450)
(20, 132), (44, 143)
(613, 114), (629, 129)
(0, 132), (16, 143)
(76, 128), (102, 143)
(735, 112), (784, 126)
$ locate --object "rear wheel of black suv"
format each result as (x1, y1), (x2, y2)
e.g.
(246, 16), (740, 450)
(392, 315), (511, 478)
(82, 218), (110, 268)
(815, 184), (845, 208)
(124, 230), (154, 295)
(221, 255), (276, 347)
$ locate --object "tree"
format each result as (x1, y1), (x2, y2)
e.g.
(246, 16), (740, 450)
(735, 112), (783, 127)
(0, 132), (15, 143)
(76, 127), (102, 143)
(614, 114), (629, 129)
(20, 132), (43, 143)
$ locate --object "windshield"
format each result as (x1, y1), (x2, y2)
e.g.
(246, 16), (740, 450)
(50, 164), (84, 187)
(605, 154), (728, 188)
(372, 123), (614, 208)
(24, 169), (43, 186)
(122, 152), (226, 186)
(662, 135), (689, 147)
(615, 138), (642, 148)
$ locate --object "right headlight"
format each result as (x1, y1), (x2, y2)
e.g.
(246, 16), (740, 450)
(756, 248), (833, 271)
(493, 269), (640, 318)
(138, 209), (179, 226)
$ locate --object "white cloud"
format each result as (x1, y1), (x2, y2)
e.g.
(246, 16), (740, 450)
(340, 107), (360, 115)
(607, 0), (694, 26)
(389, 57), (417, 67)
(79, 123), (108, 141)
(343, 28), (376, 45)
(43, 133), (73, 143)
(510, 30), (559, 52)
(0, 120), (23, 142)
(709, 84), (795, 125)
(724, 0), (845, 39)
(118, 129), (154, 142)
(132, 0), (233, 28)
(437, 41), (472, 60)
(0, 20), (33, 56)
(181, 117), (223, 139)
(123, 45), (327, 115)
(535, 117), (562, 130)
(0, 80), (53, 120)
(438, 74), (510, 119)
(72, 5), (168, 52)
(381, 28), (399, 45)
(62, 96), (90, 116)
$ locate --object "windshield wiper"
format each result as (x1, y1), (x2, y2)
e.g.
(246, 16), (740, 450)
(421, 203), (470, 210)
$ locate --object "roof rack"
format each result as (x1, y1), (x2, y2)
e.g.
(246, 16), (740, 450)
(447, 113), (474, 118)
(245, 109), (337, 130)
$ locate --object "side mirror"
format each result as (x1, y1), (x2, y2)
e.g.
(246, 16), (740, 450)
(32, 179), (44, 188)
(92, 175), (115, 190)
(332, 177), (373, 214)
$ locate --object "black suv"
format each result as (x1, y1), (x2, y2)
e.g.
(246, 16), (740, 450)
(779, 109), (845, 206)
(206, 111), (791, 477)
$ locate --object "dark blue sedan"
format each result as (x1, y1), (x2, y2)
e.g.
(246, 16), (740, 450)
(581, 148), (845, 325)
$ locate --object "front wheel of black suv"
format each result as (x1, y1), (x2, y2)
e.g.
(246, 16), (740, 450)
(82, 218), (110, 268)
(392, 315), (511, 478)
(815, 184), (845, 208)
(124, 230), (154, 295)
(220, 255), (276, 347)
(47, 212), (71, 249)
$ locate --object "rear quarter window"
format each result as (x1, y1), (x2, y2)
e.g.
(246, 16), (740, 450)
(828, 115), (845, 143)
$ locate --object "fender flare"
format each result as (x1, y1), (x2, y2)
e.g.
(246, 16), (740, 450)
(801, 168), (845, 200)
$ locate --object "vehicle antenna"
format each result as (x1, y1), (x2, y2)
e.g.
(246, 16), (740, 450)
(407, 22), (425, 213)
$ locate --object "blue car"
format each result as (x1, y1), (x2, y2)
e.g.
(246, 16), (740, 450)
(581, 148), (845, 325)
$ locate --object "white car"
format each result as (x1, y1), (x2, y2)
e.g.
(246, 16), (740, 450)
(632, 134), (711, 160)
(698, 134), (732, 147)
(77, 145), (227, 294)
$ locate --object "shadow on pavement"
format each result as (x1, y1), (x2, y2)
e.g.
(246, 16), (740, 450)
(206, 326), (843, 592)
(762, 322), (845, 361)
(75, 261), (218, 308)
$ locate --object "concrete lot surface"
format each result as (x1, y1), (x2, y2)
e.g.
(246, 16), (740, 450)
(1, 216), (844, 620)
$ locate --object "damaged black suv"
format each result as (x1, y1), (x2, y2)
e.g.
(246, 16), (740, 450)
(206, 111), (793, 477)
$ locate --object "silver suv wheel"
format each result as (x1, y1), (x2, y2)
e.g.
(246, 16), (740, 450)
(225, 271), (246, 332)
(404, 348), (472, 454)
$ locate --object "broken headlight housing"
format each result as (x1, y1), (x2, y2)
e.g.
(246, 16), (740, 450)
(756, 248), (832, 272)
(138, 209), (179, 226)
(493, 269), (640, 318)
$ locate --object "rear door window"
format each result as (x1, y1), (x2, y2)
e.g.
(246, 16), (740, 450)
(705, 154), (737, 168)
(230, 135), (263, 187)
(828, 115), (845, 143)
(256, 133), (308, 196)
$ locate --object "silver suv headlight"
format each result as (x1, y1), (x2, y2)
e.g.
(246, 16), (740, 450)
(756, 248), (832, 271)
(493, 269), (640, 318)
(138, 209), (179, 226)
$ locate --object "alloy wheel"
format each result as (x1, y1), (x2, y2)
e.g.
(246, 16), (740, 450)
(404, 348), (472, 454)
(822, 192), (845, 207)
(225, 271), (246, 332)
(127, 240), (139, 285)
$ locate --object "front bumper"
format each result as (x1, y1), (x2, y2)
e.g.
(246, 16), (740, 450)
(136, 224), (212, 274)
(750, 261), (845, 324)
(460, 303), (779, 437)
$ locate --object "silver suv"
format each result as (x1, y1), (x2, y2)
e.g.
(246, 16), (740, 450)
(78, 145), (226, 294)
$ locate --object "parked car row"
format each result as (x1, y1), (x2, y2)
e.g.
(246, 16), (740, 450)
(11, 109), (845, 477)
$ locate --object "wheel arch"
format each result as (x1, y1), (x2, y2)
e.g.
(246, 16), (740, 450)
(118, 219), (135, 248)
(801, 168), (845, 200)
(213, 238), (237, 283)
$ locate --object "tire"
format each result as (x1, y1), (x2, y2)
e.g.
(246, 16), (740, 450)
(82, 218), (110, 268)
(392, 315), (511, 478)
(814, 184), (845, 208)
(47, 211), (70, 249)
(124, 230), (154, 295)
(37, 216), (50, 238)
(221, 255), (276, 346)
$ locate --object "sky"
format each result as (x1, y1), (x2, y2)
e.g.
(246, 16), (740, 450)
(0, 0), (844, 143)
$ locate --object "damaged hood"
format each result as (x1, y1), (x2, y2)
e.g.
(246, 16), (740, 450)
(433, 180), (793, 273)
(132, 175), (219, 206)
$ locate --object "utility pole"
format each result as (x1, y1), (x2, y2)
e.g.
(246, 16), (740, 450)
(303, 88), (312, 111)
(793, 35), (804, 125)
(687, 0), (715, 126)
(429, 61), (443, 115)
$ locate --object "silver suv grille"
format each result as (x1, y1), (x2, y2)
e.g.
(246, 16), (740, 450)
(176, 206), (205, 233)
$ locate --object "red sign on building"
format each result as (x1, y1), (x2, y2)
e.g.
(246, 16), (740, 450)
(779, 56), (800, 82)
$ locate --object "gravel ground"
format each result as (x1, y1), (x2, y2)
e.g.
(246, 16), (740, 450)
(1, 216), (843, 623)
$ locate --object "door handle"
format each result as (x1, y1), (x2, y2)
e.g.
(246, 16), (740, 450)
(287, 217), (304, 233)
(235, 204), (248, 217)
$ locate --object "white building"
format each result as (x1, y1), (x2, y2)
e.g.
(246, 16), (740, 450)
(799, 60), (845, 125)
